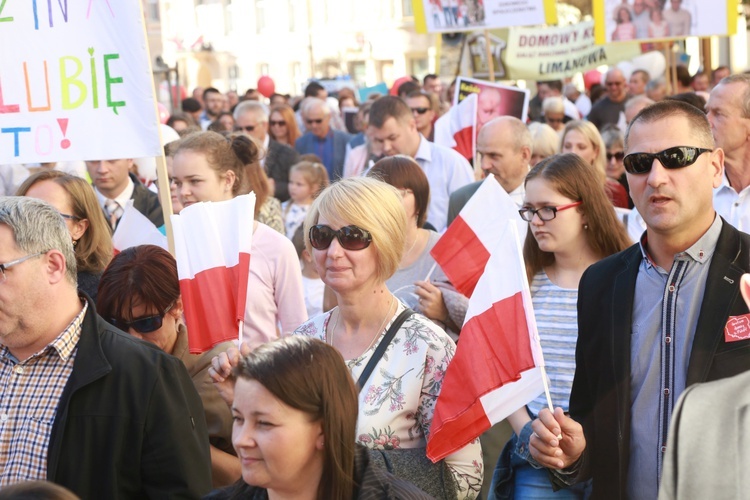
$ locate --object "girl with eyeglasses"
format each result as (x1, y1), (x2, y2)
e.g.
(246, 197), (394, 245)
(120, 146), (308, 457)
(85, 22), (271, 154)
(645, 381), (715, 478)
(291, 177), (482, 498)
(96, 244), (239, 488)
(171, 131), (307, 349)
(268, 104), (301, 147)
(489, 154), (631, 498)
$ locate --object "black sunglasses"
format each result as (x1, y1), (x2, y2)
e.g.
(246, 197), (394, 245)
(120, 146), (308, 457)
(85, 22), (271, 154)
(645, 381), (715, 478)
(306, 119), (323, 125)
(411, 107), (430, 115)
(235, 125), (255, 132)
(269, 120), (286, 126)
(309, 225), (372, 251)
(623, 146), (712, 174)
(110, 302), (175, 334)
(607, 151), (625, 161)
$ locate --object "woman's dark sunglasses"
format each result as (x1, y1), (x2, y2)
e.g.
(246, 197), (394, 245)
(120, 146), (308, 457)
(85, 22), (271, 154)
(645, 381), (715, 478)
(111, 301), (175, 334)
(623, 146), (712, 174)
(606, 151), (625, 161)
(309, 225), (372, 251)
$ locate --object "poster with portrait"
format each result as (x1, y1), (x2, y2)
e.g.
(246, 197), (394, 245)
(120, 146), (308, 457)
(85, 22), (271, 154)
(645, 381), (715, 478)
(593, 0), (736, 44)
(412, 0), (557, 34)
(453, 78), (530, 133)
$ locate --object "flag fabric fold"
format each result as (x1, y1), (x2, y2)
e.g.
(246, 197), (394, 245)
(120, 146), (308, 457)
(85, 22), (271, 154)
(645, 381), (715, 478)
(111, 200), (168, 254)
(171, 194), (255, 353)
(430, 176), (526, 297)
(427, 220), (546, 462)
(434, 93), (477, 161)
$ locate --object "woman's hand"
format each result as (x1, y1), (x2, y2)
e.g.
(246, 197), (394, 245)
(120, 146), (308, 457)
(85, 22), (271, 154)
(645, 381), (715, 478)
(414, 280), (449, 322)
(208, 342), (252, 407)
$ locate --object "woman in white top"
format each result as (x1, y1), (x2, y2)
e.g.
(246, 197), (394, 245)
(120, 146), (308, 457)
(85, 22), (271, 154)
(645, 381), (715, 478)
(294, 177), (483, 498)
(490, 153), (631, 499)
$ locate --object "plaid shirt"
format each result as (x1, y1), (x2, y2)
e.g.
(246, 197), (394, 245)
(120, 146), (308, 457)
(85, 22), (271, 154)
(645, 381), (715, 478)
(0, 302), (86, 486)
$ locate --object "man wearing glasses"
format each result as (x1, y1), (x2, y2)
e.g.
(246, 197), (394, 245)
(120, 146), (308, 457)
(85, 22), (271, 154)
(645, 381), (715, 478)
(528, 100), (750, 498)
(406, 90), (437, 142)
(294, 98), (351, 180)
(233, 100), (299, 202)
(0, 197), (212, 496)
(587, 68), (629, 131)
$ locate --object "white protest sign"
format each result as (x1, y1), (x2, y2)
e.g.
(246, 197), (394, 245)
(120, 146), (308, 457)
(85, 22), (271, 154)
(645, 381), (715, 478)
(0, 0), (162, 164)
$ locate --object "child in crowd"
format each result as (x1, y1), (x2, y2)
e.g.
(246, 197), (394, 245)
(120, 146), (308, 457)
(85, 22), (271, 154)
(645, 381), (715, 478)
(291, 225), (324, 318)
(612, 5), (636, 41)
(281, 161), (329, 239)
(648, 8), (670, 38)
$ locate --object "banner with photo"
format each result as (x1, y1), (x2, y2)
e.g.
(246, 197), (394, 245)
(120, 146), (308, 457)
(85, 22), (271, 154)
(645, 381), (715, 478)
(412, 0), (557, 34)
(0, 0), (162, 164)
(593, 0), (737, 44)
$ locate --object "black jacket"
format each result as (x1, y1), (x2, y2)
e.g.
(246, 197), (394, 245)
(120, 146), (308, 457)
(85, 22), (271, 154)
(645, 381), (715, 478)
(47, 297), (212, 499)
(566, 220), (750, 499)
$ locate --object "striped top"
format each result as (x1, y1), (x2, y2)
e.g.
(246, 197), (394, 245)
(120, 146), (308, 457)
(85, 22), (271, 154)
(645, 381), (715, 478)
(526, 271), (578, 417)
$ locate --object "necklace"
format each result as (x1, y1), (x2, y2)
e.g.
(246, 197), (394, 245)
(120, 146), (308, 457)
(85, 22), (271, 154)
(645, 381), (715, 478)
(328, 294), (396, 354)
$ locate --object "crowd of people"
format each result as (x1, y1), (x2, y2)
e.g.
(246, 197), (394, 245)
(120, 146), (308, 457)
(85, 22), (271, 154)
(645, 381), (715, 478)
(0, 61), (749, 500)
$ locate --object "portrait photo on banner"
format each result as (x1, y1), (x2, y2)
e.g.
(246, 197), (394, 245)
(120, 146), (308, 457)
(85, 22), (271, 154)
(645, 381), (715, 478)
(453, 77), (530, 141)
(597, 0), (731, 43)
(417, 0), (552, 34)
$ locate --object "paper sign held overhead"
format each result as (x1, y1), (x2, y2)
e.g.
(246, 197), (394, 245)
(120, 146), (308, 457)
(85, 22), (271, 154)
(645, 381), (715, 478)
(0, 0), (162, 164)
(412, 0), (557, 34)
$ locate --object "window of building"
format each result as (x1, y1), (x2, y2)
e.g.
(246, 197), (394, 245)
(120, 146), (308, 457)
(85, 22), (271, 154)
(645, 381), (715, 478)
(255, 0), (266, 33)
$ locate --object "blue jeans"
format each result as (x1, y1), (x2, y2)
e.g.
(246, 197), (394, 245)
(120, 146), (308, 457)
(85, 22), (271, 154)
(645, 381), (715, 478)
(515, 464), (583, 499)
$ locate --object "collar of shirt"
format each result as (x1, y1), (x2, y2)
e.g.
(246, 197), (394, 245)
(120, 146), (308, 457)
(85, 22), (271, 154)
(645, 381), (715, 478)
(95, 176), (135, 212)
(638, 214), (723, 270)
(414, 135), (432, 164)
(312, 130), (333, 143)
(715, 171), (750, 195)
(0, 301), (87, 364)
(507, 181), (526, 208)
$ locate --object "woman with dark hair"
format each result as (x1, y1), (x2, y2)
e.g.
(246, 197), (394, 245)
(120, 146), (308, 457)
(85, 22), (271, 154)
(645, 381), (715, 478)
(96, 244), (239, 487)
(208, 336), (431, 499)
(208, 112), (236, 133)
(171, 131), (306, 348)
(268, 104), (302, 147)
(367, 155), (468, 340)
(490, 153), (631, 498)
(17, 170), (113, 301)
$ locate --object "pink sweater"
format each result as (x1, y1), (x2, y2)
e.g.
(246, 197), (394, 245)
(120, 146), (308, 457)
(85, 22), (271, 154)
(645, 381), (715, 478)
(242, 223), (308, 348)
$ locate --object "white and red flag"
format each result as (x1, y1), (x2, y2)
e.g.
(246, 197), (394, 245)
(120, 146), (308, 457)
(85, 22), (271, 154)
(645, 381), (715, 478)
(434, 92), (477, 161)
(427, 219), (546, 462)
(171, 194), (255, 353)
(430, 175), (526, 297)
(111, 200), (168, 254)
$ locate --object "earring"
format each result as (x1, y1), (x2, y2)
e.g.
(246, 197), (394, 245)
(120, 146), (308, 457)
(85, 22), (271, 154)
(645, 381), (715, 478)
(584, 224), (589, 230)
(72, 239), (79, 247)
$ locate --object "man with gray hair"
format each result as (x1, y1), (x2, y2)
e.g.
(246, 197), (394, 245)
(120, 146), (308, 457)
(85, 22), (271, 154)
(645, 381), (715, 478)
(294, 97), (351, 180)
(0, 197), (211, 496)
(706, 73), (750, 232)
(234, 100), (299, 201)
(587, 68), (629, 131)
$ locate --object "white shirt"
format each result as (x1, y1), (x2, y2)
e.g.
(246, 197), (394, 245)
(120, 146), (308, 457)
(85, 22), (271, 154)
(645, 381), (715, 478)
(714, 175), (750, 232)
(413, 136), (474, 232)
(94, 176), (135, 212)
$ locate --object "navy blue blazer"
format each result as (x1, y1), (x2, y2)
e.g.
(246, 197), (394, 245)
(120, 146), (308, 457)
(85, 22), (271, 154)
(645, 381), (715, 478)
(295, 129), (352, 180)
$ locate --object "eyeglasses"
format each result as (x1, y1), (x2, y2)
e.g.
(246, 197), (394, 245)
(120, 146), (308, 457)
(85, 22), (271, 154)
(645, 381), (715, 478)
(0, 251), (46, 283)
(623, 146), (713, 174)
(518, 201), (582, 222)
(306, 119), (323, 125)
(607, 151), (625, 162)
(59, 213), (81, 221)
(309, 225), (373, 251)
(411, 107), (430, 115)
(269, 120), (286, 127)
(235, 125), (256, 133)
(110, 301), (175, 334)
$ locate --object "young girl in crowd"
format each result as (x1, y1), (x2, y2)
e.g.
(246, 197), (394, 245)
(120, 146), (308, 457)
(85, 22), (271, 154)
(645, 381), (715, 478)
(490, 154), (631, 498)
(648, 7), (670, 38)
(282, 161), (329, 239)
(612, 5), (636, 41)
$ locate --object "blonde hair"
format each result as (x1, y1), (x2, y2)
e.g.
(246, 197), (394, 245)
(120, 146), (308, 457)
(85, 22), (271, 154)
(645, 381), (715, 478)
(561, 120), (606, 181)
(304, 177), (406, 283)
(290, 161), (330, 198)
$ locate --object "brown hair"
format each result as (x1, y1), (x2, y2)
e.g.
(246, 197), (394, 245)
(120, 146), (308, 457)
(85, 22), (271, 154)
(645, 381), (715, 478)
(523, 153), (632, 280)
(96, 245), (180, 323)
(269, 104), (302, 145)
(235, 336), (357, 500)
(368, 96), (412, 128)
(367, 155), (431, 228)
(625, 99), (714, 150)
(290, 161), (330, 199)
(16, 170), (113, 274)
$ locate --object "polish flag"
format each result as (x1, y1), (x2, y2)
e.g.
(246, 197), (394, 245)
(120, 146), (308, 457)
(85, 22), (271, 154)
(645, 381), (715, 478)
(434, 93), (476, 161)
(112, 200), (168, 254)
(430, 176), (526, 297)
(171, 194), (255, 353)
(427, 220), (546, 461)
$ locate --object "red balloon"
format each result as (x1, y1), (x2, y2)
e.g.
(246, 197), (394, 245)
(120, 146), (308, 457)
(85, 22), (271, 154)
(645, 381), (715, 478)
(583, 70), (602, 91)
(157, 102), (169, 124)
(257, 76), (275, 98)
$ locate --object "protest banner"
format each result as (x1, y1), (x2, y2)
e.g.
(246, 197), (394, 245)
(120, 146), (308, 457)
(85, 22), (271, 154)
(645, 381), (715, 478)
(412, 0), (557, 34)
(593, 0), (737, 44)
(0, 0), (163, 164)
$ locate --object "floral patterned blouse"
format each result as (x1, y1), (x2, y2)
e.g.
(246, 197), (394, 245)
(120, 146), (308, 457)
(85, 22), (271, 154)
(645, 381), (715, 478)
(294, 300), (483, 498)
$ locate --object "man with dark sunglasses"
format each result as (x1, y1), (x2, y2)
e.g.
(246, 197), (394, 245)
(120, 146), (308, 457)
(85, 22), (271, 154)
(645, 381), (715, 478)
(529, 100), (750, 499)
(294, 97), (351, 180)
(0, 197), (212, 497)
(406, 90), (437, 142)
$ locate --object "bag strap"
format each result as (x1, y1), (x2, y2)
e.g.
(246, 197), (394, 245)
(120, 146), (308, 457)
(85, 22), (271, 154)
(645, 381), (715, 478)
(357, 308), (414, 393)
